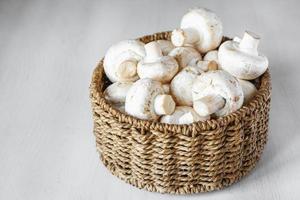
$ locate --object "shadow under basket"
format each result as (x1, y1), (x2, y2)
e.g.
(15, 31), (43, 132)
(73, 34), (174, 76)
(89, 31), (271, 194)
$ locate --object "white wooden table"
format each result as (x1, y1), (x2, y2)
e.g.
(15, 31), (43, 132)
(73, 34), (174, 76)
(1, 0), (299, 199)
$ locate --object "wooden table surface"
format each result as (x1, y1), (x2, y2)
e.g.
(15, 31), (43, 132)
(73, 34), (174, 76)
(1, 0), (299, 199)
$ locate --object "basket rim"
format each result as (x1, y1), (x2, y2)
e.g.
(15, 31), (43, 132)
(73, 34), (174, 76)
(90, 31), (271, 134)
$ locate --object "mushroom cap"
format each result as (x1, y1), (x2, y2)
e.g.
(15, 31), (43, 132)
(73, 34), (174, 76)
(192, 70), (244, 117)
(160, 106), (209, 124)
(156, 40), (175, 55)
(238, 79), (257, 104)
(218, 40), (269, 80)
(168, 46), (202, 69)
(137, 55), (179, 84)
(180, 8), (223, 53)
(104, 40), (145, 82)
(104, 82), (133, 104)
(125, 78), (164, 120)
(170, 66), (202, 106)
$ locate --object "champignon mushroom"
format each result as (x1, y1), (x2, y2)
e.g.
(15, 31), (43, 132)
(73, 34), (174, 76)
(203, 50), (220, 69)
(125, 78), (176, 120)
(111, 103), (126, 113)
(238, 79), (257, 104)
(103, 40), (145, 82)
(104, 82), (133, 104)
(137, 41), (179, 83)
(156, 40), (175, 55)
(178, 112), (205, 124)
(192, 70), (244, 117)
(168, 46), (202, 69)
(189, 60), (218, 72)
(233, 37), (241, 43)
(170, 66), (202, 106)
(218, 31), (269, 80)
(171, 8), (223, 53)
(160, 106), (209, 124)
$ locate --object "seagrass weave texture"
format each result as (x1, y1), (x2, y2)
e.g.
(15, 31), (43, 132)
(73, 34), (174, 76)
(89, 31), (271, 194)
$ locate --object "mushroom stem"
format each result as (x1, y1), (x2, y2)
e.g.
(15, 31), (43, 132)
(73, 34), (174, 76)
(171, 28), (199, 47)
(196, 60), (218, 71)
(193, 94), (225, 116)
(117, 60), (137, 79)
(144, 41), (163, 62)
(154, 94), (175, 115)
(239, 31), (260, 56)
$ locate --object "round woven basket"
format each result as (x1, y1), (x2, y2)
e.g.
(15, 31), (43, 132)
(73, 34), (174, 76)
(89, 31), (271, 194)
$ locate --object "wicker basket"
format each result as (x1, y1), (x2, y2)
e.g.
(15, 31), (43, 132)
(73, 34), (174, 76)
(89, 31), (271, 194)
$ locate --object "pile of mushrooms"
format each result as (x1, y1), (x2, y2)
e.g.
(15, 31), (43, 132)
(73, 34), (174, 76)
(102, 7), (268, 125)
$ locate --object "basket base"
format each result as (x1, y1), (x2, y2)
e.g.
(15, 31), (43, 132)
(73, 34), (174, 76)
(99, 153), (262, 194)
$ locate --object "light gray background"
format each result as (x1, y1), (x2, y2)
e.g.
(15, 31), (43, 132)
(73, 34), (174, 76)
(0, 0), (299, 199)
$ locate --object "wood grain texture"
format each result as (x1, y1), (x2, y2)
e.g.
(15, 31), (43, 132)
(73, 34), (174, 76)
(0, 0), (299, 199)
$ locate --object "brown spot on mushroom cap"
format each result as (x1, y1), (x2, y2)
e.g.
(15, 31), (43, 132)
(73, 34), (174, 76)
(229, 79), (237, 86)
(233, 96), (240, 102)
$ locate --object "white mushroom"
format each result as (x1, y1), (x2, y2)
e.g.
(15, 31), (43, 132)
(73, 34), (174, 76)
(156, 40), (175, 55)
(137, 41), (179, 83)
(170, 66), (202, 106)
(111, 103), (126, 113)
(238, 79), (257, 104)
(160, 106), (209, 124)
(171, 8), (223, 53)
(189, 60), (218, 72)
(233, 37), (241, 43)
(104, 82), (133, 104)
(168, 46), (202, 69)
(218, 31), (269, 80)
(203, 50), (220, 69)
(125, 78), (176, 120)
(104, 40), (145, 82)
(178, 113), (198, 124)
(192, 70), (244, 117)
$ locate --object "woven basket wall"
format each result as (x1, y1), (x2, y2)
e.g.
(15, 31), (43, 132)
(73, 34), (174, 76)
(89, 31), (271, 194)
